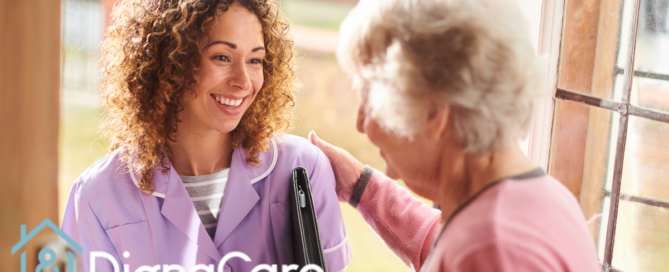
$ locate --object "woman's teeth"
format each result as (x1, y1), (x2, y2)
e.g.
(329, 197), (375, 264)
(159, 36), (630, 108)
(215, 95), (243, 107)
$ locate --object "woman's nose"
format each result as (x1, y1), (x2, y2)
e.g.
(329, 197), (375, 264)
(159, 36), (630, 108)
(228, 62), (252, 91)
(356, 103), (366, 134)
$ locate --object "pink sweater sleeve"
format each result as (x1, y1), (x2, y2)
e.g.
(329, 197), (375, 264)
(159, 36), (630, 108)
(355, 171), (442, 271)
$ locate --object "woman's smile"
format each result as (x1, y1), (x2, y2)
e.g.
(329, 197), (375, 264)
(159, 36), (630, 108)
(210, 93), (249, 116)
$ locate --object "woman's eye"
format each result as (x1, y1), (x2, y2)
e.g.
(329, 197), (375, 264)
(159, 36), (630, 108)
(213, 55), (230, 62)
(249, 58), (263, 64)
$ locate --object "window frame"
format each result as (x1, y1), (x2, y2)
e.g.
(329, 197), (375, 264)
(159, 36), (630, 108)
(531, 0), (669, 271)
(527, 0), (565, 169)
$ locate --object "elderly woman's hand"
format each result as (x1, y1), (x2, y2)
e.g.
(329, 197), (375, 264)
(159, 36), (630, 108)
(309, 131), (364, 203)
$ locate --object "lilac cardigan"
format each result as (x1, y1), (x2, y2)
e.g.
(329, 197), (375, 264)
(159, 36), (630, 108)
(61, 135), (351, 271)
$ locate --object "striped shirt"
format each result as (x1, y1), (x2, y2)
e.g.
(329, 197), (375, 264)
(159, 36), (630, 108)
(179, 168), (230, 239)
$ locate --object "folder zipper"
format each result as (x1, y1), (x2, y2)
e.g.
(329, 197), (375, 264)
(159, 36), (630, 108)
(299, 186), (307, 208)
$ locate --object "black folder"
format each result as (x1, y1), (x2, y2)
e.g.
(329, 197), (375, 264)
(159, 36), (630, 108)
(290, 167), (328, 272)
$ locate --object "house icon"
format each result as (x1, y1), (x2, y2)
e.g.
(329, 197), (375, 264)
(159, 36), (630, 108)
(11, 218), (82, 272)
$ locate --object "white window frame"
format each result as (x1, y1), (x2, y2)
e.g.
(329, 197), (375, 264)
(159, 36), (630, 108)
(526, 0), (566, 169)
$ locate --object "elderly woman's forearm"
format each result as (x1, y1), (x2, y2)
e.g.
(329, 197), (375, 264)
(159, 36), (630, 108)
(354, 170), (441, 271)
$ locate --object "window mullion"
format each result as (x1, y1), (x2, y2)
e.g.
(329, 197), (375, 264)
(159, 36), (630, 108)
(603, 115), (629, 272)
(602, 0), (643, 270)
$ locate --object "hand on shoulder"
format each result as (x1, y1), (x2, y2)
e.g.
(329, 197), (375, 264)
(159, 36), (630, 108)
(308, 131), (364, 203)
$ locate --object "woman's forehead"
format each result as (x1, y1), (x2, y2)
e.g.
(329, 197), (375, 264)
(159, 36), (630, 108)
(207, 3), (263, 47)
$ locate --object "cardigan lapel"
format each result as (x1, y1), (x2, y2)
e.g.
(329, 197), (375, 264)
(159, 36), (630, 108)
(212, 138), (277, 248)
(153, 166), (223, 262)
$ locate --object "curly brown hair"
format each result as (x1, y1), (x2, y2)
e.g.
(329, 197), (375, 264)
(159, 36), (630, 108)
(100, 0), (297, 193)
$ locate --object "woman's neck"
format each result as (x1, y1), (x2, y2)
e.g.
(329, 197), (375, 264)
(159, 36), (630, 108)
(435, 143), (538, 222)
(169, 121), (233, 176)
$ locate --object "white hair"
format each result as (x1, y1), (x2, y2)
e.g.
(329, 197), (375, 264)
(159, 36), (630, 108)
(338, 0), (545, 153)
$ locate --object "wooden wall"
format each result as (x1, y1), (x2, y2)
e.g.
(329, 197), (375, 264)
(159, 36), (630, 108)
(0, 0), (61, 270)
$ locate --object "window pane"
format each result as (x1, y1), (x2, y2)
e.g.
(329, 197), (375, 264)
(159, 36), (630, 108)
(639, 0), (668, 34)
(621, 116), (669, 201)
(632, 77), (669, 116)
(62, 0), (103, 94)
(607, 116), (669, 271)
(630, 0), (669, 111)
(548, 99), (619, 257)
(557, 0), (630, 100)
(611, 200), (669, 271)
(634, 0), (669, 74)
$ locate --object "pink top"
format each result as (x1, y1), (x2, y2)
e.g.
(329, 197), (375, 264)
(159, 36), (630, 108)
(354, 169), (600, 271)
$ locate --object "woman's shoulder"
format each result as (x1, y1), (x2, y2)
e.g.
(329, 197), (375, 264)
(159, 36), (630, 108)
(439, 175), (599, 271)
(72, 149), (139, 201)
(254, 134), (334, 204)
(66, 149), (148, 230)
(77, 149), (122, 183)
(274, 134), (325, 166)
(268, 134), (334, 183)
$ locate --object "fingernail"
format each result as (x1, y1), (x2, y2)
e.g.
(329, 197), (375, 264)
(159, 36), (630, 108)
(309, 130), (318, 140)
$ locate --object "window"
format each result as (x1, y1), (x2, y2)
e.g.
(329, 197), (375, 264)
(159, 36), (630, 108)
(546, 0), (669, 271)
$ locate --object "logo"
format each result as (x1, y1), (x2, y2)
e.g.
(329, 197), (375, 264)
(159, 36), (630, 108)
(11, 218), (83, 272)
(11, 219), (324, 272)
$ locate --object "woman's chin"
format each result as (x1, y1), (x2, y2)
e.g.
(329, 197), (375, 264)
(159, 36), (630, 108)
(384, 163), (401, 180)
(212, 120), (242, 134)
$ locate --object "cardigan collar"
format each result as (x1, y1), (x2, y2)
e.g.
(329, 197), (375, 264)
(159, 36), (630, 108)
(128, 137), (278, 198)
(127, 138), (278, 261)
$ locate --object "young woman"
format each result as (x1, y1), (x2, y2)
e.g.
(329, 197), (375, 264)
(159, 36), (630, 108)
(61, 0), (350, 271)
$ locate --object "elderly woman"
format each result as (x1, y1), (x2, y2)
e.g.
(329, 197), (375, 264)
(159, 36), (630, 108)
(61, 0), (350, 271)
(309, 0), (600, 271)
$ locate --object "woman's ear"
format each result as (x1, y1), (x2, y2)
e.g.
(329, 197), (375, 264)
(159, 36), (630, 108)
(426, 101), (450, 141)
